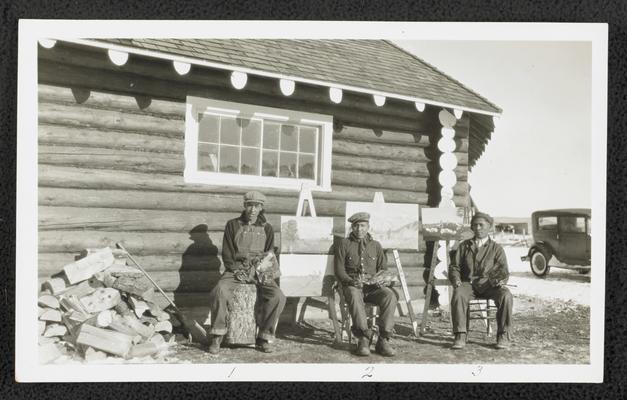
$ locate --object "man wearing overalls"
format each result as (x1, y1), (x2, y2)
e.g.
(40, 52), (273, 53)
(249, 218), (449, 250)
(449, 212), (513, 350)
(334, 212), (398, 357)
(208, 191), (286, 354)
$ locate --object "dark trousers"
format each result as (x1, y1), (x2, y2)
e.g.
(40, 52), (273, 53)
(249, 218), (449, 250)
(209, 271), (286, 341)
(343, 285), (398, 339)
(450, 282), (513, 334)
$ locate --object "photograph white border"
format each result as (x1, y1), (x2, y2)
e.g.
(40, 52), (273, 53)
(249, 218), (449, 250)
(16, 20), (608, 383)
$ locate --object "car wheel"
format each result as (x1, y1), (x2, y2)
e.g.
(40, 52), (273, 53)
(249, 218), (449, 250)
(530, 250), (550, 277)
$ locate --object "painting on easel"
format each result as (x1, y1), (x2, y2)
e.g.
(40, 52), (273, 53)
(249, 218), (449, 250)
(421, 207), (472, 241)
(345, 202), (420, 250)
(280, 216), (334, 254)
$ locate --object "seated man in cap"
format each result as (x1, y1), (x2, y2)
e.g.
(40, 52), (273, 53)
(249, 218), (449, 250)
(334, 212), (398, 357)
(207, 190), (286, 354)
(449, 211), (513, 350)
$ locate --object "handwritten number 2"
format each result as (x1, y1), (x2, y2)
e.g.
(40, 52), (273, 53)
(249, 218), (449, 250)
(362, 366), (374, 379)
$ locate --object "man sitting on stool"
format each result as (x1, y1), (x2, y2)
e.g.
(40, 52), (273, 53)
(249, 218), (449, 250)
(334, 212), (398, 357)
(449, 211), (513, 350)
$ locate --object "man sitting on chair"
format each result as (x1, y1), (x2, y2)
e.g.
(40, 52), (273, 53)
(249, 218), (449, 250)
(334, 212), (398, 357)
(207, 191), (286, 354)
(449, 211), (513, 350)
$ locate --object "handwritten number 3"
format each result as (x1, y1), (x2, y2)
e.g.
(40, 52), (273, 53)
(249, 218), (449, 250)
(362, 366), (374, 378)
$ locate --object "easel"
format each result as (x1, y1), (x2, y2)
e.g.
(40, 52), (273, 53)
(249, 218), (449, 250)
(370, 192), (420, 337)
(282, 185), (343, 343)
(419, 239), (451, 335)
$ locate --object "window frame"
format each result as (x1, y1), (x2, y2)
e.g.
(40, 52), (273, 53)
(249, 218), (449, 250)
(184, 96), (333, 191)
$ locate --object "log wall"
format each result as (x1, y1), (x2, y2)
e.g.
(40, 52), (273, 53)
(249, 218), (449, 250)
(37, 43), (471, 314)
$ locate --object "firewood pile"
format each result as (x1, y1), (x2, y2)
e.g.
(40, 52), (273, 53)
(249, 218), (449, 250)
(38, 247), (181, 364)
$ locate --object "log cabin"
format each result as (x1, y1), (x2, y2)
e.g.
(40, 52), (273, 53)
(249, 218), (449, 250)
(37, 39), (501, 321)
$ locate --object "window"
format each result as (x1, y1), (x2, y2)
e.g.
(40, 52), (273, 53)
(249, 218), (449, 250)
(538, 216), (557, 230)
(559, 216), (586, 233)
(184, 96), (333, 191)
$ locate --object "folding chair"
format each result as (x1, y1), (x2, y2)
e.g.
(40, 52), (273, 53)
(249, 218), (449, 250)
(466, 298), (498, 337)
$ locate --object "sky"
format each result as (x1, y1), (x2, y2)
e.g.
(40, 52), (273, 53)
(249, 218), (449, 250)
(395, 41), (592, 218)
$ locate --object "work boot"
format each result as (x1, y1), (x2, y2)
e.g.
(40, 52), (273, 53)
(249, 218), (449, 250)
(208, 334), (223, 355)
(256, 338), (274, 353)
(451, 332), (467, 349)
(375, 337), (396, 357)
(354, 336), (371, 357)
(495, 332), (510, 349)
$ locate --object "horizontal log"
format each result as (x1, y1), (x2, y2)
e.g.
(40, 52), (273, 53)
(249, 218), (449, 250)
(333, 138), (429, 162)
(38, 83), (186, 118)
(39, 102), (184, 139)
(38, 165), (452, 205)
(38, 60), (432, 135)
(39, 124), (183, 154)
(39, 44), (435, 125)
(335, 125), (430, 147)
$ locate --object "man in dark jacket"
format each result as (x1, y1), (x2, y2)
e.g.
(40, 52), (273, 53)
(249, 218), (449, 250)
(449, 211), (513, 350)
(207, 191), (286, 354)
(334, 212), (398, 357)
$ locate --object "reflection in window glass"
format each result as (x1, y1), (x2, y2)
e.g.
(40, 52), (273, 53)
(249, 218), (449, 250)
(280, 125), (298, 151)
(241, 118), (261, 147)
(298, 153), (315, 180)
(263, 122), (280, 150)
(279, 152), (297, 177)
(262, 150), (278, 177)
(219, 145), (239, 173)
(220, 116), (240, 145)
(241, 148), (260, 176)
(299, 127), (317, 153)
(559, 216), (586, 233)
(198, 114), (220, 143)
(538, 216), (557, 230)
(198, 143), (218, 171)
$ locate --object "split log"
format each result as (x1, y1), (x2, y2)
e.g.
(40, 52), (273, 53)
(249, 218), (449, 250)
(39, 342), (63, 364)
(39, 336), (60, 345)
(44, 323), (68, 338)
(62, 310), (95, 339)
(39, 308), (63, 323)
(110, 314), (154, 340)
(38, 307), (45, 317)
(38, 294), (60, 309)
(60, 278), (104, 299)
(63, 247), (115, 284)
(38, 320), (46, 336)
(42, 277), (68, 295)
(148, 333), (166, 347)
(140, 316), (158, 325)
(113, 300), (133, 317)
(225, 284), (257, 345)
(129, 296), (149, 318)
(112, 275), (155, 300)
(79, 288), (122, 314)
(154, 320), (172, 334)
(128, 342), (159, 358)
(96, 310), (114, 327)
(84, 346), (108, 362)
(76, 324), (134, 358)
(59, 295), (91, 315)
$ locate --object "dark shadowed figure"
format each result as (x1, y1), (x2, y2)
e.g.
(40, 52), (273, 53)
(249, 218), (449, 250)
(175, 224), (221, 309)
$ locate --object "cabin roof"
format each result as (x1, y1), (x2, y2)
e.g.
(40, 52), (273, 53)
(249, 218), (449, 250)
(99, 39), (501, 115)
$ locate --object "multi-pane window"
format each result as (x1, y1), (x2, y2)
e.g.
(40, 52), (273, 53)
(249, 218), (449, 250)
(185, 97), (332, 191)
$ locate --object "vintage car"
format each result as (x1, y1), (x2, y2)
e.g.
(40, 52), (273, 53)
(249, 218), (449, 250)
(521, 208), (591, 276)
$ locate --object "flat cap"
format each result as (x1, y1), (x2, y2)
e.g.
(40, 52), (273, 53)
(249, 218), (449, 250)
(243, 191), (266, 204)
(471, 211), (494, 226)
(348, 212), (370, 224)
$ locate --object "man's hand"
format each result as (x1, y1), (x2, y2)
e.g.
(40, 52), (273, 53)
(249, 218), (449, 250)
(453, 280), (462, 288)
(349, 279), (363, 289)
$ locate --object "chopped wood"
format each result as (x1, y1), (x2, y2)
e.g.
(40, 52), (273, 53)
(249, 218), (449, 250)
(129, 296), (149, 318)
(148, 333), (166, 347)
(39, 320), (47, 336)
(156, 311), (170, 322)
(38, 336), (60, 345)
(112, 275), (154, 300)
(44, 323), (68, 338)
(38, 294), (60, 309)
(64, 247), (115, 284)
(38, 307), (45, 317)
(39, 308), (63, 323)
(121, 315), (154, 339)
(154, 320), (172, 334)
(79, 288), (122, 314)
(62, 310), (93, 336)
(42, 277), (67, 295)
(60, 280), (100, 299)
(84, 346), (108, 362)
(76, 324), (134, 358)
(39, 342), (63, 364)
(96, 310), (114, 327)
(128, 342), (159, 358)
(113, 300), (133, 317)
(59, 294), (90, 315)
(140, 315), (158, 325)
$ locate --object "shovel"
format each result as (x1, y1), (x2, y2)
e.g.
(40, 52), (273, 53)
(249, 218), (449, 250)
(115, 243), (208, 345)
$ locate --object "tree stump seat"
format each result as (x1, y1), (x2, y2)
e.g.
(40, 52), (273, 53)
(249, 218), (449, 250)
(225, 283), (257, 345)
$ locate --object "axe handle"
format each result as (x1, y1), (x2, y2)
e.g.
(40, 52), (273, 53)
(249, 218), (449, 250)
(116, 242), (179, 312)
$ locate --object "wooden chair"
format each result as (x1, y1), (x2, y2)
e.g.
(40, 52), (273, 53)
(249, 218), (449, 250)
(335, 283), (379, 344)
(466, 298), (498, 337)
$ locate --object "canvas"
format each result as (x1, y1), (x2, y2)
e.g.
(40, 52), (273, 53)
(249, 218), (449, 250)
(345, 202), (420, 250)
(421, 207), (472, 241)
(280, 216), (334, 254)
(277, 254), (334, 297)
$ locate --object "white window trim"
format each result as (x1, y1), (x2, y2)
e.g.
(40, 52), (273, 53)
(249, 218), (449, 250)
(184, 96), (333, 192)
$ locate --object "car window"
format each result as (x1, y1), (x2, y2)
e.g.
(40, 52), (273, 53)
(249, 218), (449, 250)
(538, 216), (557, 230)
(559, 216), (586, 233)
